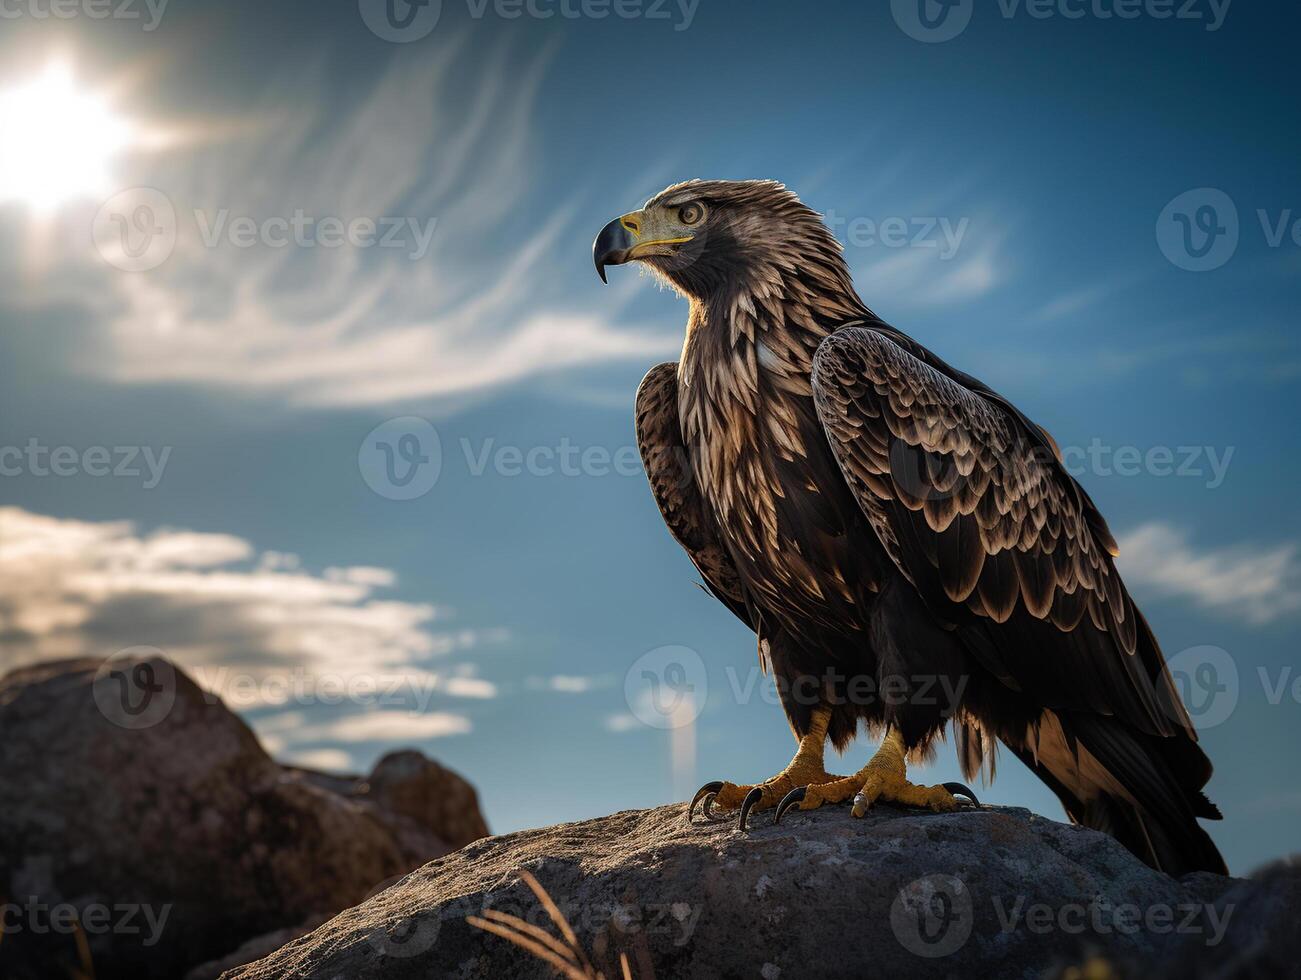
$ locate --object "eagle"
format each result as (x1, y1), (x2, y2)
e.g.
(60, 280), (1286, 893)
(594, 179), (1225, 876)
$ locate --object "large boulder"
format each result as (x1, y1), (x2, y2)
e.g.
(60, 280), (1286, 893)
(0, 656), (488, 980)
(223, 801), (1292, 980)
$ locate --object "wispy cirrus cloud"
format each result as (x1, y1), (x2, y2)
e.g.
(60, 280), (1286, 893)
(1117, 522), (1301, 626)
(3, 39), (676, 411)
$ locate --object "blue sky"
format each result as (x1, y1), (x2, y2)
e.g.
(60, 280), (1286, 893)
(0, 0), (1297, 875)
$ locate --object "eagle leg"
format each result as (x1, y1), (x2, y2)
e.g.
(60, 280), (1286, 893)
(688, 704), (846, 831)
(775, 728), (977, 820)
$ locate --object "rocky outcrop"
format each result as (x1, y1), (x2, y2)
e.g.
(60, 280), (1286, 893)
(360, 749), (491, 851)
(0, 656), (488, 980)
(224, 801), (1294, 980)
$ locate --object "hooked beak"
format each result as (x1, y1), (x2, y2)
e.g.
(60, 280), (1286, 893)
(593, 213), (637, 284)
(593, 210), (694, 283)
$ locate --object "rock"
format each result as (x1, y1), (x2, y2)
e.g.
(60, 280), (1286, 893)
(1164, 856), (1301, 978)
(360, 750), (491, 851)
(183, 917), (327, 980)
(222, 801), (1290, 980)
(0, 656), (488, 980)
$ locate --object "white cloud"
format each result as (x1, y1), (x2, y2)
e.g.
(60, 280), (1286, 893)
(527, 673), (608, 694)
(291, 709), (472, 743)
(439, 676), (498, 699)
(0, 507), (503, 700)
(1116, 522), (1301, 626)
(280, 747), (354, 772)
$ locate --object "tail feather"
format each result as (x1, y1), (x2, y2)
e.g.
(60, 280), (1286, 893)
(1013, 709), (1226, 876)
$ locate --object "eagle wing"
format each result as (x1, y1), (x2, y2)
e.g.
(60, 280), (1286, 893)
(635, 362), (752, 630)
(809, 325), (1192, 740)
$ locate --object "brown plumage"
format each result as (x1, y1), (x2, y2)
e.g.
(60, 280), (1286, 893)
(600, 179), (1224, 875)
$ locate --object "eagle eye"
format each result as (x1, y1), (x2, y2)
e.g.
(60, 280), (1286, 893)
(678, 202), (705, 226)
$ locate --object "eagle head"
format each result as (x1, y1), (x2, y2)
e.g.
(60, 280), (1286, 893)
(593, 179), (847, 302)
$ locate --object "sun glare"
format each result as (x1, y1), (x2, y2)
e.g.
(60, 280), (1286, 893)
(0, 62), (135, 212)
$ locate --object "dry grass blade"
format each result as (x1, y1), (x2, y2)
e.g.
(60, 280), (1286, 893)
(479, 908), (581, 968)
(520, 870), (590, 968)
(71, 921), (95, 980)
(466, 869), (627, 980)
(466, 914), (598, 980)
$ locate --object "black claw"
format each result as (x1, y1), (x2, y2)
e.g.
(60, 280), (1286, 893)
(701, 792), (730, 822)
(738, 786), (765, 832)
(773, 786), (807, 825)
(942, 781), (981, 807)
(689, 781), (724, 822)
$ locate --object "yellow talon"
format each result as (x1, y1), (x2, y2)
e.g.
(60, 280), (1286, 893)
(690, 706), (845, 827)
(797, 728), (959, 816)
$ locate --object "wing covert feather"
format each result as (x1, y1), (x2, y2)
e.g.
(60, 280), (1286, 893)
(811, 327), (1189, 737)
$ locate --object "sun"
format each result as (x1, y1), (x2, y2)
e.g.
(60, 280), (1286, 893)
(0, 62), (136, 212)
